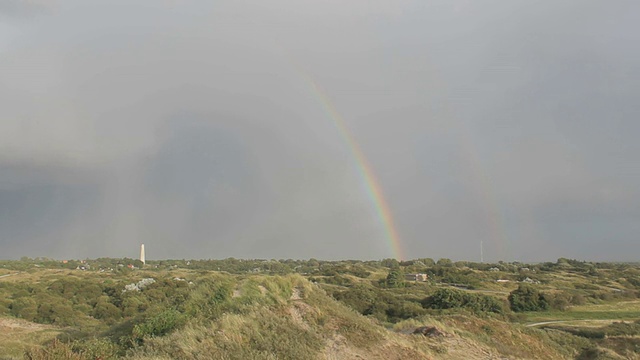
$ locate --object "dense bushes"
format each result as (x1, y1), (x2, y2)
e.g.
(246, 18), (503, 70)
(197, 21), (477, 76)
(24, 339), (84, 360)
(437, 271), (480, 289)
(133, 309), (187, 339)
(9, 297), (38, 321)
(421, 288), (506, 314)
(508, 284), (548, 312)
(331, 285), (426, 322)
(2, 273), (194, 329)
(93, 296), (122, 324)
(384, 270), (405, 288)
(36, 299), (75, 325)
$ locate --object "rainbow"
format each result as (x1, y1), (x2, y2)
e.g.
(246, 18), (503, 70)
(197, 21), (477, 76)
(277, 48), (511, 262)
(304, 80), (406, 261)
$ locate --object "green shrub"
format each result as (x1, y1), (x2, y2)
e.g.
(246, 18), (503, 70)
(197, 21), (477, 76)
(71, 338), (121, 359)
(546, 292), (572, 311)
(332, 285), (426, 322)
(121, 294), (150, 317)
(10, 297), (38, 321)
(93, 297), (122, 323)
(36, 300), (75, 325)
(0, 297), (10, 315)
(508, 284), (549, 312)
(133, 309), (187, 339)
(24, 339), (85, 360)
(384, 300), (426, 320)
(384, 270), (405, 288)
(321, 274), (353, 286)
(332, 285), (378, 315)
(422, 288), (506, 314)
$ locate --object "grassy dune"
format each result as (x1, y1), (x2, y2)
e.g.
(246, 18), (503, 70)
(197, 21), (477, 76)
(0, 317), (61, 360)
(0, 272), (588, 359)
(2, 258), (640, 359)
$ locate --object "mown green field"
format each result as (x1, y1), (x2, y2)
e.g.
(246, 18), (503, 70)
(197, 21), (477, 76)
(523, 301), (640, 323)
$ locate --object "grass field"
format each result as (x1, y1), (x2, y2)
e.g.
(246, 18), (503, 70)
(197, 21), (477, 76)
(523, 300), (640, 323)
(0, 317), (61, 359)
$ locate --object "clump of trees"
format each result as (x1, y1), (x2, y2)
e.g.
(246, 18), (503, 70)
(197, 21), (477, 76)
(384, 270), (406, 288)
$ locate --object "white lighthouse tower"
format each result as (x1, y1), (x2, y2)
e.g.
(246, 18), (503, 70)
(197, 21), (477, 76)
(140, 244), (145, 265)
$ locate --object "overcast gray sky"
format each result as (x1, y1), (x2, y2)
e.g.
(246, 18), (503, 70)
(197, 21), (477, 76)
(1, 0), (638, 262)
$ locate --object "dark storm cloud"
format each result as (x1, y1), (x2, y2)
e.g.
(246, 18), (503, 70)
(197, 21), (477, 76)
(1, 0), (639, 261)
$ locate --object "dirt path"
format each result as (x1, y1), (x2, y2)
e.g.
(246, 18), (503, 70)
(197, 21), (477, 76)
(0, 272), (20, 279)
(0, 317), (50, 331)
(527, 320), (573, 327)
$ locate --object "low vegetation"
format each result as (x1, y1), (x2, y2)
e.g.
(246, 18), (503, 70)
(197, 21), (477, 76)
(1, 257), (639, 359)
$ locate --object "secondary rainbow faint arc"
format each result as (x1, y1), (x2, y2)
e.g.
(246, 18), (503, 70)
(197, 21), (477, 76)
(305, 80), (406, 261)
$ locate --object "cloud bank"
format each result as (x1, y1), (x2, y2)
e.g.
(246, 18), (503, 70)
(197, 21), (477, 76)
(1, 0), (639, 261)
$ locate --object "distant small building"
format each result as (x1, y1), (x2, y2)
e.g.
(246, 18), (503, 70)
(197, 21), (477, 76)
(489, 267), (500, 272)
(405, 273), (428, 282)
(496, 279), (510, 283)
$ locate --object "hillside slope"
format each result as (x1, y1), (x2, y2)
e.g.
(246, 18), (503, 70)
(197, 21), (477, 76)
(125, 276), (581, 360)
(3, 265), (634, 360)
